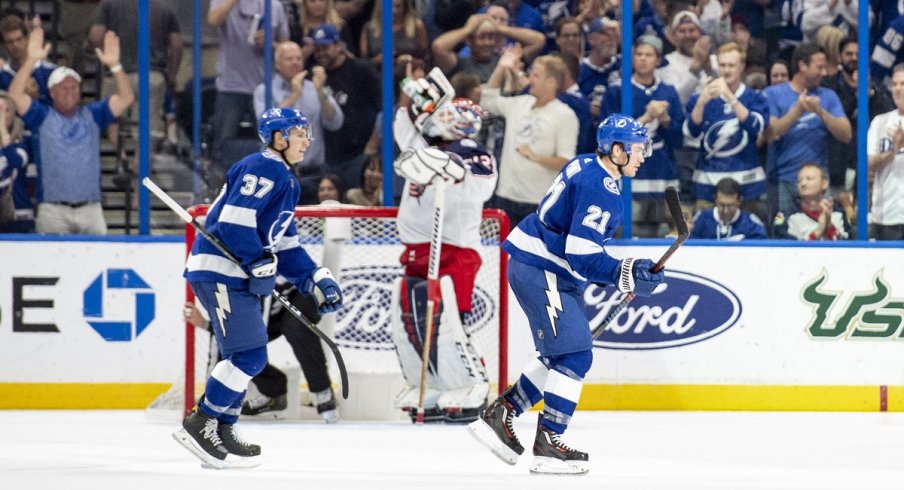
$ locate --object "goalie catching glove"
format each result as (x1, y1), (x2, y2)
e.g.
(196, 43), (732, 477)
(304, 267), (343, 314)
(615, 258), (664, 297)
(394, 147), (465, 185)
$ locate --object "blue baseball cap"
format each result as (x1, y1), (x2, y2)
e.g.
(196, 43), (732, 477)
(311, 23), (340, 45)
(588, 17), (615, 35)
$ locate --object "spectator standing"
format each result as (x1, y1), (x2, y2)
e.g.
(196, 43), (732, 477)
(763, 42), (851, 215)
(482, 50), (579, 227)
(359, 0), (429, 69)
(866, 64), (904, 240)
(9, 27), (134, 235)
(772, 163), (851, 240)
(684, 42), (769, 221)
(656, 10), (716, 108)
(604, 36), (684, 237)
(578, 16), (620, 122)
(553, 17), (583, 59)
(254, 41), (344, 200)
(311, 23), (380, 190)
(89, 0), (182, 143)
(689, 177), (768, 240)
(0, 15), (56, 105)
(822, 37), (893, 201)
(432, 13), (546, 83)
(283, 0), (353, 48)
(207, 0), (289, 191)
(0, 91), (33, 233)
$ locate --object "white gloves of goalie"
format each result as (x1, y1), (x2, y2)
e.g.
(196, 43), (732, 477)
(394, 147), (466, 185)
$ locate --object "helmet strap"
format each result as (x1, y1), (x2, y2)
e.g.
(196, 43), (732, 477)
(268, 131), (293, 165)
(606, 143), (630, 175)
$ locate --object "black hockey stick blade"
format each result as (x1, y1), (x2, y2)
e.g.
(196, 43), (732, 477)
(143, 177), (350, 399)
(591, 186), (688, 340)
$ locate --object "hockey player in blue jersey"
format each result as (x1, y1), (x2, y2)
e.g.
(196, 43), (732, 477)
(468, 113), (665, 475)
(173, 107), (343, 469)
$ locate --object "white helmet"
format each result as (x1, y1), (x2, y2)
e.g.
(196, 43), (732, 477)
(420, 98), (484, 141)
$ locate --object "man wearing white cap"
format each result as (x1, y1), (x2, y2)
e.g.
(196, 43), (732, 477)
(8, 23), (134, 234)
(656, 10), (718, 108)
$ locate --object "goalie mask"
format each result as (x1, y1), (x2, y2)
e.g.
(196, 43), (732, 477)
(421, 98), (484, 141)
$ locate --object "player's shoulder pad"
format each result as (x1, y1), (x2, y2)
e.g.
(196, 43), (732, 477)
(451, 139), (496, 177)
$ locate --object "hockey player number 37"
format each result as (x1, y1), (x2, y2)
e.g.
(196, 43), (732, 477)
(240, 174), (275, 198)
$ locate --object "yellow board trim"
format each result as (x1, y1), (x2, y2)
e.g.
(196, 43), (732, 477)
(0, 383), (171, 409)
(1, 383), (903, 411)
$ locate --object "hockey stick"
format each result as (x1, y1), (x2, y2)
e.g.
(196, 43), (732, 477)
(142, 177), (350, 399)
(591, 186), (688, 340)
(415, 174), (446, 424)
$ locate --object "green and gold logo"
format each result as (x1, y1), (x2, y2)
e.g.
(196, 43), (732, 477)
(802, 270), (904, 339)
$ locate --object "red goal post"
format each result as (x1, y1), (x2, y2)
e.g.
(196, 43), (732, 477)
(174, 204), (510, 418)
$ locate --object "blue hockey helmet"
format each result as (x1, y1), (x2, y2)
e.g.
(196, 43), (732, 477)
(258, 107), (310, 145)
(596, 113), (652, 157)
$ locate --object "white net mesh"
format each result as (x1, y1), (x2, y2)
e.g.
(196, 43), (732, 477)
(148, 205), (509, 418)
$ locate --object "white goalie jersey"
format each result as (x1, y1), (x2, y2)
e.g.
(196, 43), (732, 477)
(393, 107), (498, 250)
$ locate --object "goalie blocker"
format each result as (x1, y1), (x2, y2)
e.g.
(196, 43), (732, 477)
(391, 273), (489, 423)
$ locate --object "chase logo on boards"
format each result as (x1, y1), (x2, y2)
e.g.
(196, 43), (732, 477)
(83, 269), (155, 341)
(332, 265), (495, 350)
(588, 270), (741, 350)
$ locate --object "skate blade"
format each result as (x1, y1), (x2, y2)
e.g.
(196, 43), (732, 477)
(529, 456), (589, 476)
(467, 419), (519, 465)
(241, 410), (287, 420)
(172, 429), (261, 470)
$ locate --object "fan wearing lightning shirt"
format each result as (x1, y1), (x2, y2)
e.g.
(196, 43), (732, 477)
(684, 42), (769, 221)
(391, 94), (499, 423)
(603, 35), (684, 237)
(468, 114), (665, 476)
(173, 107), (343, 469)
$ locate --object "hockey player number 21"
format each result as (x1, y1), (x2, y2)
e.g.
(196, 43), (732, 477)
(582, 206), (611, 233)
(240, 174), (275, 198)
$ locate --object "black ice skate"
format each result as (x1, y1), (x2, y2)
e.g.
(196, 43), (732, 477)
(467, 386), (524, 465)
(218, 423), (261, 456)
(529, 415), (589, 476)
(172, 409), (260, 469)
(241, 393), (287, 417)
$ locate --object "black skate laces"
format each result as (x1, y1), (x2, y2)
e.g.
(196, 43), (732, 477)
(201, 418), (224, 446)
(546, 430), (575, 453)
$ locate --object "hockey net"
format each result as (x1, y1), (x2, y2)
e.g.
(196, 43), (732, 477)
(147, 204), (510, 419)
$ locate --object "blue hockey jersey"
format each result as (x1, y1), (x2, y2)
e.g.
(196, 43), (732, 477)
(603, 77), (684, 199)
(684, 84), (769, 202)
(690, 207), (767, 240)
(872, 14), (904, 84)
(184, 150), (318, 289)
(503, 153), (624, 287)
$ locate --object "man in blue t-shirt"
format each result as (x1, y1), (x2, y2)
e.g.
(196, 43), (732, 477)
(763, 42), (851, 218)
(8, 24), (134, 234)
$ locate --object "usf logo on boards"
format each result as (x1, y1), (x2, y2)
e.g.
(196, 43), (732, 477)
(803, 270), (904, 339)
(83, 268), (156, 341)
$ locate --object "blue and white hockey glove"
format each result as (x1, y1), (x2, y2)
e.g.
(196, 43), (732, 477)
(248, 254), (278, 296)
(616, 258), (664, 297)
(303, 267), (343, 314)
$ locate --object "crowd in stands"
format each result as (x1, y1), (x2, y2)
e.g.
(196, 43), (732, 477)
(0, 0), (903, 241)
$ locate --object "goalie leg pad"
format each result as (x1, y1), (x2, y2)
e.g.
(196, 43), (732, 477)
(435, 276), (489, 412)
(390, 277), (442, 409)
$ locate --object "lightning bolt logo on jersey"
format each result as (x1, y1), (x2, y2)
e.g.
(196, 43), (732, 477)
(684, 84), (769, 202)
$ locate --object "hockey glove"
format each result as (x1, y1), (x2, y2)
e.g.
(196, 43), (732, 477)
(304, 267), (343, 314)
(248, 254), (278, 296)
(615, 258), (664, 297)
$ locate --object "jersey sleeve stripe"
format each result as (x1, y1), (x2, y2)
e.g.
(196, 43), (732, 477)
(507, 228), (587, 281)
(186, 253), (248, 278)
(219, 204), (258, 228)
(564, 234), (605, 255)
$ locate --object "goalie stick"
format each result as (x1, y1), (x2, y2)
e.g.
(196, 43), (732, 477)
(415, 173), (446, 424)
(591, 186), (688, 340)
(142, 177), (350, 399)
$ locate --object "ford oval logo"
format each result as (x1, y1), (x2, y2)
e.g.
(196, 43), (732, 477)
(332, 265), (496, 350)
(587, 270), (741, 350)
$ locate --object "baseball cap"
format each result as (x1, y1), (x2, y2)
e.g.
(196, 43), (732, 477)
(670, 10), (701, 30)
(588, 16), (615, 35)
(47, 66), (82, 89)
(310, 23), (340, 45)
(635, 35), (663, 56)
